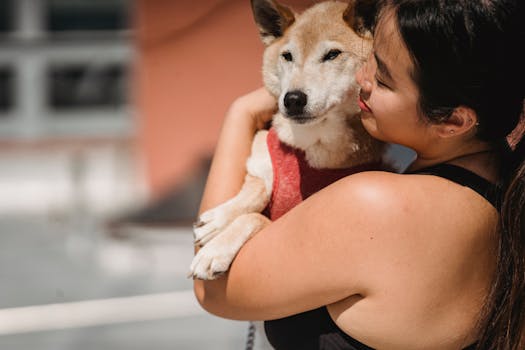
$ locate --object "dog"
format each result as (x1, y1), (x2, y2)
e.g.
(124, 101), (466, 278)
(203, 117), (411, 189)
(190, 0), (384, 281)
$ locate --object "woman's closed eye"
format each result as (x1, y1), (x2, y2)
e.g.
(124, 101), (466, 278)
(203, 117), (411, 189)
(375, 75), (390, 89)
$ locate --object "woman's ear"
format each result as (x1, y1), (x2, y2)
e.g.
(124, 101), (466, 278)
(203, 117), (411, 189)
(434, 106), (478, 138)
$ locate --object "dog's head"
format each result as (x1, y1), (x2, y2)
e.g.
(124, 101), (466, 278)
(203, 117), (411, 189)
(251, 0), (376, 124)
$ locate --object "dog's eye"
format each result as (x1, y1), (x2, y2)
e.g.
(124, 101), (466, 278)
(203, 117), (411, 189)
(322, 49), (342, 62)
(281, 51), (293, 62)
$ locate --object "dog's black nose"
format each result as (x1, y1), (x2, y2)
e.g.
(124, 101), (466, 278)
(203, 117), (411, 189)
(284, 90), (307, 116)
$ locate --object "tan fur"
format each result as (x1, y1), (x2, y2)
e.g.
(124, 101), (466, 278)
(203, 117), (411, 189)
(190, 0), (384, 280)
(263, 2), (382, 169)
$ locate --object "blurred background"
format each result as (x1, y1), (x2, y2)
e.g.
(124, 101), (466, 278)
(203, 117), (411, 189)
(0, 0), (415, 349)
(0, 0), (282, 348)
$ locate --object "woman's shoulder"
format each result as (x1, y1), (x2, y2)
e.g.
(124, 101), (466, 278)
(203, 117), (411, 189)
(324, 170), (427, 215)
(333, 169), (497, 212)
(322, 170), (498, 241)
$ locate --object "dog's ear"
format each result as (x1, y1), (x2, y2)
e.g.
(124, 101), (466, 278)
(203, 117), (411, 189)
(251, 0), (295, 45)
(343, 0), (380, 37)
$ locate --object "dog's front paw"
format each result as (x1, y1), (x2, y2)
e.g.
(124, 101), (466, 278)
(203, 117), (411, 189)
(189, 236), (237, 280)
(193, 205), (236, 246)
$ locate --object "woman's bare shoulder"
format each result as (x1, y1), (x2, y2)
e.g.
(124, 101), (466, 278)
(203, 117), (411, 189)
(322, 171), (423, 220)
(324, 170), (497, 254)
(332, 169), (497, 215)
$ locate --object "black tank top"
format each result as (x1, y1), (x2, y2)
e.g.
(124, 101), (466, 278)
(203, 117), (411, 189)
(264, 164), (500, 350)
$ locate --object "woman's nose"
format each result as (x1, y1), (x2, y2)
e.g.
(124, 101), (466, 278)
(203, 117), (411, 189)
(356, 65), (372, 99)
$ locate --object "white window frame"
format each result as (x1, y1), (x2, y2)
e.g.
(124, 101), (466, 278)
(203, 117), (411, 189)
(0, 0), (134, 141)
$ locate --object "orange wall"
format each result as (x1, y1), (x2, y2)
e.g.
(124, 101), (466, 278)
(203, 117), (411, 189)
(136, 0), (317, 196)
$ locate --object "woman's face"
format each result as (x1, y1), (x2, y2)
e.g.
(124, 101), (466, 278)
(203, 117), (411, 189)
(355, 10), (433, 151)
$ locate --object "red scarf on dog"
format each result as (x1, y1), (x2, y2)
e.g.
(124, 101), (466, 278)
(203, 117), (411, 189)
(264, 128), (382, 220)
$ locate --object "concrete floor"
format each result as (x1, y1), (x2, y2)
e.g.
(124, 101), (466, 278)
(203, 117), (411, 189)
(0, 215), (248, 350)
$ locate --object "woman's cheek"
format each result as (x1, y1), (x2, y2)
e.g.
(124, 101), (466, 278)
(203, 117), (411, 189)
(360, 114), (381, 139)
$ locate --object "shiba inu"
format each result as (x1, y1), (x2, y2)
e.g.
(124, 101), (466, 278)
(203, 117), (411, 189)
(190, 0), (384, 280)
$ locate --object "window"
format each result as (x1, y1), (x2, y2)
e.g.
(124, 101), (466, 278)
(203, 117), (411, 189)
(0, 0), (133, 139)
(46, 0), (130, 32)
(0, 1), (13, 35)
(0, 67), (14, 114)
(48, 63), (128, 110)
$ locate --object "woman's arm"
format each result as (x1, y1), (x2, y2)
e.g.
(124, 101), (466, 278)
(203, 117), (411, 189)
(193, 168), (407, 320)
(194, 169), (497, 323)
(198, 87), (277, 212)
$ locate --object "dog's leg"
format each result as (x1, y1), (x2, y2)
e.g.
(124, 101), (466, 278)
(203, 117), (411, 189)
(193, 130), (272, 246)
(193, 174), (269, 246)
(190, 213), (271, 280)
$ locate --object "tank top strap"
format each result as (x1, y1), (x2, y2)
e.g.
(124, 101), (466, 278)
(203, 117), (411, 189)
(406, 163), (501, 209)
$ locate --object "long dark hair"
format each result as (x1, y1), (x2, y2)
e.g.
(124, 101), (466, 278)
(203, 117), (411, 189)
(359, 0), (525, 348)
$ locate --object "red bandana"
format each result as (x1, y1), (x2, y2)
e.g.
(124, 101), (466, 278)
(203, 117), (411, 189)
(264, 128), (382, 220)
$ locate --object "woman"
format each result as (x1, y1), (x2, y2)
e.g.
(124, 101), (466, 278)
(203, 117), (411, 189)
(193, 0), (525, 349)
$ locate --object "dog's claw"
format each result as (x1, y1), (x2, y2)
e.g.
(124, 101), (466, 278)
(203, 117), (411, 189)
(192, 209), (230, 245)
(193, 219), (204, 228)
(193, 233), (217, 247)
(212, 270), (226, 279)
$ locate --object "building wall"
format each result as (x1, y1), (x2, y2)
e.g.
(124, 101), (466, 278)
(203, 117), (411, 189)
(0, 0), (144, 216)
(135, 0), (314, 197)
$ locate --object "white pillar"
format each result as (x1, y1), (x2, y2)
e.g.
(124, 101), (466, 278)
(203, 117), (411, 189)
(10, 0), (45, 139)
(14, 0), (45, 40)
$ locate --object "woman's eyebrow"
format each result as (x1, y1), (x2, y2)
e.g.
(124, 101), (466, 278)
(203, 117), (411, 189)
(374, 52), (393, 81)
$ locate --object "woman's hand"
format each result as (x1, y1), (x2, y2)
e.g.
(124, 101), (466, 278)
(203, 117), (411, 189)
(227, 87), (277, 131)
(198, 87), (277, 213)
